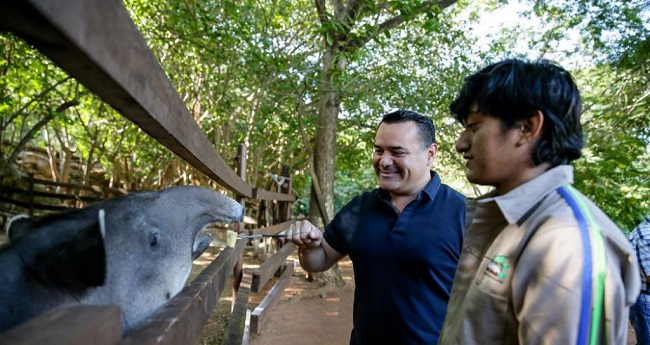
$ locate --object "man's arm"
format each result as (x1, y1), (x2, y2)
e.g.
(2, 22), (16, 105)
(280, 220), (345, 272)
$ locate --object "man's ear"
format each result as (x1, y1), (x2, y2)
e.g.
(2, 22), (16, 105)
(426, 143), (438, 165)
(518, 110), (544, 145)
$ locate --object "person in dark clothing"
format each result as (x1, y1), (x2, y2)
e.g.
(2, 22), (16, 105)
(280, 109), (465, 344)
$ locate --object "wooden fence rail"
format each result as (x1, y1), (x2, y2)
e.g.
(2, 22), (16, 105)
(0, 0), (299, 344)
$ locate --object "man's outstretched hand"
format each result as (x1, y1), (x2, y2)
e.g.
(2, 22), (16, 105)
(279, 220), (322, 249)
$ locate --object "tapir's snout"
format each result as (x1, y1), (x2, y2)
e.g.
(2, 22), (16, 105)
(223, 198), (244, 223)
(236, 208), (244, 222)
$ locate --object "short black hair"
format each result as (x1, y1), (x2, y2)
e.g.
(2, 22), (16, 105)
(450, 58), (584, 167)
(380, 109), (436, 149)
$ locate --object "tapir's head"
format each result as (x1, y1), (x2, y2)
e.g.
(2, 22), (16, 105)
(89, 186), (243, 333)
(1, 186), (243, 334)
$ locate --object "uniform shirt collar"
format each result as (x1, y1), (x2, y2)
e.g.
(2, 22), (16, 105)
(477, 165), (574, 225)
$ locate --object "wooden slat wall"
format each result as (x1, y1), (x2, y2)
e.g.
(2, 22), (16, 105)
(0, 185), (104, 203)
(0, 195), (71, 212)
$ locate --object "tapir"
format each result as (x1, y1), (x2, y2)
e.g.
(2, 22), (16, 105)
(0, 185), (244, 334)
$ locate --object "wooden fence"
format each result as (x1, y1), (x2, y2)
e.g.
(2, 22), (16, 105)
(0, 176), (128, 217)
(0, 1), (297, 344)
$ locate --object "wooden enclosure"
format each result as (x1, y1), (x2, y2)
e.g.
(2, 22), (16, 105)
(0, 0), (298, 343)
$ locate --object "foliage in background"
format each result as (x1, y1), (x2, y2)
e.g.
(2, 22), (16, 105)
(451, 0), (650, 230)
(528, 0), (650, 230)
(0, 0), (648, 231)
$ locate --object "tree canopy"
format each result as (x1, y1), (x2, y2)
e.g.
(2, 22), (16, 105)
(0, 0), (648, 230)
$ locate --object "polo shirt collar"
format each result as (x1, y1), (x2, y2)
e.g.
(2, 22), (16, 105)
(478, 165), (574, 225)
(422, 170), (442, 201)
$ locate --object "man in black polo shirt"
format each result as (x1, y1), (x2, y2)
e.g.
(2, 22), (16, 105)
(281, 109), (466, 344)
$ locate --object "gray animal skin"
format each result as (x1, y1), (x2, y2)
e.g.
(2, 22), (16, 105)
(0, 185), (244, 334)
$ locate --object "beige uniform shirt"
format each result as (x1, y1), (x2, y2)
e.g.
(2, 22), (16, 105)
(438, 166), (640, 345)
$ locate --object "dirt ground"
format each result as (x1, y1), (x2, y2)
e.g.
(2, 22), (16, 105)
(247, 256), (355, 345)
(193, 247), (355, 345)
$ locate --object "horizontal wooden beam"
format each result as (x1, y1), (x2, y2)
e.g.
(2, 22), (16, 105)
(251, 261), (295, 334)
(255, 189), (295, 202)
(0, 305), (121, 345)
(251, 243), (295, 293)
(250, 220), (296, 236)
(119, 240), (246, 345)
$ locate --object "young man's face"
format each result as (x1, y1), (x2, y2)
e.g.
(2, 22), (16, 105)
(373, 121), (437, 196)
(455, 107), (533, 194)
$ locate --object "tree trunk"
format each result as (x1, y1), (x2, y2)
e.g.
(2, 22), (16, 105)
(308, 45), (345, 288)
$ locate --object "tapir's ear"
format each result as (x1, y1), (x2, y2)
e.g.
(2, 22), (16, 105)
(5, 214), (33, 243)
(33, 210), (107, 292)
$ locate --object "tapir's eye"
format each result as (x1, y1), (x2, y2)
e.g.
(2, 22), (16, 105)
(150, 232), (160, 247)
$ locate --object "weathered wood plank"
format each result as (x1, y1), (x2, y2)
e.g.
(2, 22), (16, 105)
(251, 243), (295, 293)
(242, 309), (252, 345)
(119, 240), (246, 345)
(222, 270), (253, 345)
(251, 261), (295, 334)
(250, 220), (296, 236)
(255, 189), (295, 202)
(0, 305), (121, 345)
(0, 0), (295, 202)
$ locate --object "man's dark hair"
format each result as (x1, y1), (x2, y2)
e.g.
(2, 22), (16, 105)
(380, 109), (436, 149)
(449, 58), (584, 167)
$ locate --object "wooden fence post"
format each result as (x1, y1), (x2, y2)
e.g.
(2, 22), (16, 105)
(273, 165), (291, 277)
(232, 143), (247, 304)
(279, 165), (291, 223)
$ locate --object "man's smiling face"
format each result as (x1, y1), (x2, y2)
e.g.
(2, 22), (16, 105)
(372, 121), (436, 196)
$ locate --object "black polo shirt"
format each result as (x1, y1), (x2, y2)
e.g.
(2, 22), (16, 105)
(324, 171), (465, 345)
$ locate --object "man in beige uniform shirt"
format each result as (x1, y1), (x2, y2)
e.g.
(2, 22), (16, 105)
(438, 59), (640, 345)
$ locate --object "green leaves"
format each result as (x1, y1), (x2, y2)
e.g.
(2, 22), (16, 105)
(3, 0), (647, 230)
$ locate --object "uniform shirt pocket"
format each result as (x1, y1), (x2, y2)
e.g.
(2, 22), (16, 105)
(464, 255), (515, 344)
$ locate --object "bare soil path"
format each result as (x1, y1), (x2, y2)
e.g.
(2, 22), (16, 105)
(248, 255), (355, 345)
